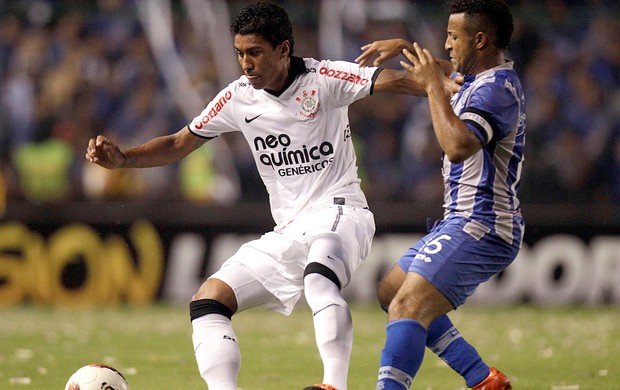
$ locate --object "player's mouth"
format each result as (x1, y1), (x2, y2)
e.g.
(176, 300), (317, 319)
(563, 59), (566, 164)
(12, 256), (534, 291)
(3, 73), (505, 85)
(247, 75), (266, 89)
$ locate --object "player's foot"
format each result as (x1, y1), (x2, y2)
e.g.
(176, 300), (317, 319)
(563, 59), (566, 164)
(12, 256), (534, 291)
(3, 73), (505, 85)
(471, 367), (512, 390)
(303, 385), (337, 390)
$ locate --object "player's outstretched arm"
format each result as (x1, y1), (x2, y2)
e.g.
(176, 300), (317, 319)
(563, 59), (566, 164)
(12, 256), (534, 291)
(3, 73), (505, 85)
(357, 37), (462, 97)
(355, 38), (413, 67)
(373, 68), (427, 97)
(372, 46), (462, 98)
(401, 43), (480, 163)
(85, 126), (209, 169)
(372, 60), (460, 97)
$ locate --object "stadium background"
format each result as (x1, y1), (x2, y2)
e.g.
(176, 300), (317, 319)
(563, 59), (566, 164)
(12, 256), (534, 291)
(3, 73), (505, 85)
(1, 0), (619, 307)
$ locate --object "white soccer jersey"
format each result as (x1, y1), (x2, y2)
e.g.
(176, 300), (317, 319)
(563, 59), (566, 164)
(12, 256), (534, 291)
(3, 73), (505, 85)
(189, 57), (380, 227)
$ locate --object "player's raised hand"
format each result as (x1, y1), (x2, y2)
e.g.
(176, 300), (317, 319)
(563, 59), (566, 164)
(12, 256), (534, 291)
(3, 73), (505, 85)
(355, 38), (413, 67)
(437, 58), (464, 96)
(401, 42), (461, 96)
(85, 135), (126, 169)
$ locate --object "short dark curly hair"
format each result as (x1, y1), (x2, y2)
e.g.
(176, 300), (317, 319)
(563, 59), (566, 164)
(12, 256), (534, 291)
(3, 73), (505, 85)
(448, 0), (513, 50)
(230, 2), (295, 56)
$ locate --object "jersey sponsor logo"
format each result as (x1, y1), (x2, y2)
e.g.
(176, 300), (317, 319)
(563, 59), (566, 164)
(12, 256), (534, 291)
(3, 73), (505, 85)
(244, 114), (262, 123)
(193, 90), (233, 129)
(253, 133), (334, 177)
(295, 89), (320, 118)
(277, 159), (333, 177)
(319, 66), (369, 86)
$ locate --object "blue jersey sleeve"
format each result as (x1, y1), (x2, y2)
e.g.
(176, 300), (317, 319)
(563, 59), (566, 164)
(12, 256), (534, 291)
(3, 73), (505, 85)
(461, 73), (521, 146)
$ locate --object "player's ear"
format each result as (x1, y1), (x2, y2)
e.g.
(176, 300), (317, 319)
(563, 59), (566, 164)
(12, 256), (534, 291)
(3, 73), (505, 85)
(475, 32), (487, 50)
(280, 40), (291, 58)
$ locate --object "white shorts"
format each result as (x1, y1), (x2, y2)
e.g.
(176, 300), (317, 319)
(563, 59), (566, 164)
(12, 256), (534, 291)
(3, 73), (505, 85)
(209, 202), (375, 315)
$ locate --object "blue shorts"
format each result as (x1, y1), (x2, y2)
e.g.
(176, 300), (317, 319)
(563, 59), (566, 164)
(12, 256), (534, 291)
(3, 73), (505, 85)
(397, 215), (521, 308)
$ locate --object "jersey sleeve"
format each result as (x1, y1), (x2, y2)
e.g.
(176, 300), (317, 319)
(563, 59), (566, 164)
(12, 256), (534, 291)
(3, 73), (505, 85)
(188, 81), (240, 138)
(314, 59), (379, 108)
(460, 76), (520, 146)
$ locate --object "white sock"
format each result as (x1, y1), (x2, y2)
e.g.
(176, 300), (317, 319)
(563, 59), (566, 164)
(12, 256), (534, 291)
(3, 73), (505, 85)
(192, 314), (240, 390)
(304, 273), (352, 390)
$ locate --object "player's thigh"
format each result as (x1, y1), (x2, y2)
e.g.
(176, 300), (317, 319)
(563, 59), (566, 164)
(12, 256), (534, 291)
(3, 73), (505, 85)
(389, 271), (454, 326)
(376, 264), (407, 308)
(305, 205), (375, 287)
(193, 277), (238, 312)
(209, 254), (279, 313)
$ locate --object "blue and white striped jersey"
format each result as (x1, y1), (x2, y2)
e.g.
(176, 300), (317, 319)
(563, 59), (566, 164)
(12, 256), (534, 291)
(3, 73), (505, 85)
(444, 61), (526, 245)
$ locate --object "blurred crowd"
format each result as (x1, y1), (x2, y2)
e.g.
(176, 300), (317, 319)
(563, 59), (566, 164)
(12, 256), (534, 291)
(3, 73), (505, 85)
(1, 0), (619, 207)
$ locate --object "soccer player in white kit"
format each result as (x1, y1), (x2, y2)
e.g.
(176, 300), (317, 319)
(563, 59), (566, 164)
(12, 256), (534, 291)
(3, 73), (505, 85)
(85, 3), (463, 390)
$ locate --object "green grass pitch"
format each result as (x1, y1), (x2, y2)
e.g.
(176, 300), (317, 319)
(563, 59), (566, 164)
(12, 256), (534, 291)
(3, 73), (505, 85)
(0, 304), (619, 389)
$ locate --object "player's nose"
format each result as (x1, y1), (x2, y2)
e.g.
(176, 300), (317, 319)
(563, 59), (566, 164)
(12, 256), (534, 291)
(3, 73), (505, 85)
(241, 58), (254, 73)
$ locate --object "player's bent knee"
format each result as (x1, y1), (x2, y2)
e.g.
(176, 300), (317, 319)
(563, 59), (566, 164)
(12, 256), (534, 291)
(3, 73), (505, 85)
(189, 299), (234, 321)
(304, 262), (341, 289)
(192, 278), (237, 307)
(376, 284), (392, 311)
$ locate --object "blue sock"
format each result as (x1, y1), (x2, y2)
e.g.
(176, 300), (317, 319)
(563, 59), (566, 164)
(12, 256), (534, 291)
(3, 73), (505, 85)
(377, 319), (427, 389)
(426, 315), (490, 387)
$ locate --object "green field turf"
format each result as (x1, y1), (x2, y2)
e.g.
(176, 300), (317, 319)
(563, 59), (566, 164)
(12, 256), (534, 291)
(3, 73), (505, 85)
(0, 303), (618, 389)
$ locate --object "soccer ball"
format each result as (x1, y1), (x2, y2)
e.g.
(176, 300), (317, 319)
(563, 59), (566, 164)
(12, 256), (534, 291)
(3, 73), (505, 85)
(65, 364), (130, 390)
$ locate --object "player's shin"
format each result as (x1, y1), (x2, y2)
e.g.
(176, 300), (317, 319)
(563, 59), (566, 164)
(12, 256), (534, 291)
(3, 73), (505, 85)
(377, 319), (427, 390)
(190, 299), (240, 390)
(304, 273), (352, 390)
(427, 315), (489, 387)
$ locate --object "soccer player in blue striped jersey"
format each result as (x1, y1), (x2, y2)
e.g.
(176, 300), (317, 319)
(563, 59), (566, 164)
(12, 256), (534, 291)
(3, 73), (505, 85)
(357, 0), (524, 389)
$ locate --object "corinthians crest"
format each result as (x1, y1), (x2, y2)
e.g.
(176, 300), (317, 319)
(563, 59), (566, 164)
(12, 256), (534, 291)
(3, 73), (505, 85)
(296, 89), (320, 118)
